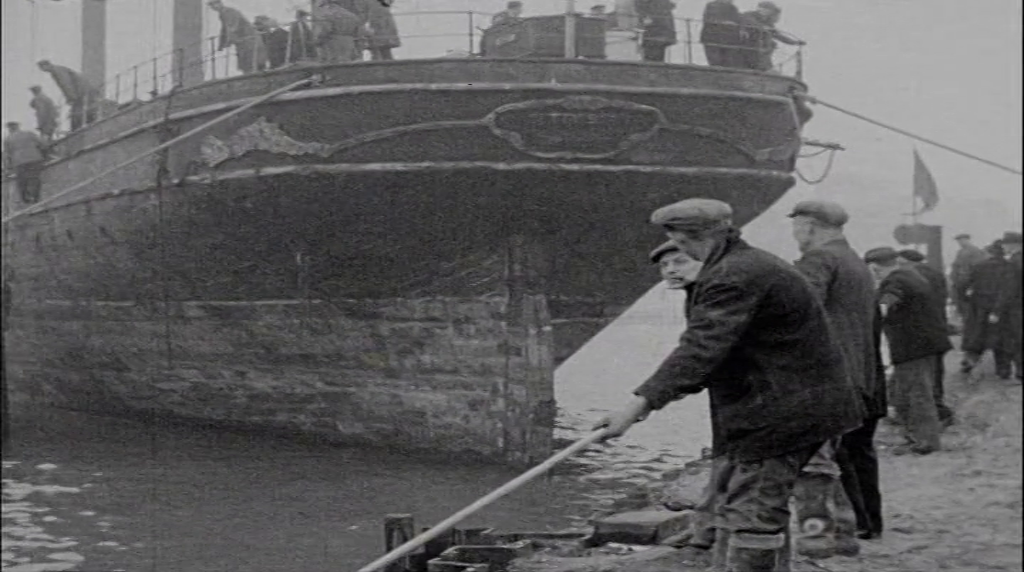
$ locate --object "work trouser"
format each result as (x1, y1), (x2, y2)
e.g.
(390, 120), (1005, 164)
(891, 356), (942, 452)
(15, 162), (43, 204)
(703, 44), (744, 68)
(932, 351), (954, 422)
(836, 418), (883, 536)
(318, 35), (359, 63)
(714, 442), (823, 571)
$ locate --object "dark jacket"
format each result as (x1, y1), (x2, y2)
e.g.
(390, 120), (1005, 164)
(794, 239), (875, 421)
(700, 0), (742, 46)
(261, 27), (291, 68)
(912, 262), (949, 324)
(636, 0), (677, 46)
(960, 256), (1015, 354)
(634, 230), (862, 462)
(287, 20), (317, 62)
(877, 268), (952, 364)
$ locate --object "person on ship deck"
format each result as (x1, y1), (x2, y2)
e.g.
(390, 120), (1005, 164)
(315, 0), (366, 63)
(29, 86), (58, 142)
(491, 1), (525, 28)
(254, 16), (291, 69)
(208, 0), (268, 73)
(287, 9), (318, 64)
(3, 121), (48, 204)
(700, 0), (744, 68)
(36, 60), (103, 131)
(739, 1), (804, 72)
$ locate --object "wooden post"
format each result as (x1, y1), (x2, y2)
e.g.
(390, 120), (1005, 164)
(503, 234), (555, 467)
(384, 514), (415, 572)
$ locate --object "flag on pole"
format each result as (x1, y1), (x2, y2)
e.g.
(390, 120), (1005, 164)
(912, 148), (939, 215)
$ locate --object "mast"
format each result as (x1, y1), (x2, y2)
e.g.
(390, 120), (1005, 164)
(173, 0), (205, 88)
(80, 0), (106, 89)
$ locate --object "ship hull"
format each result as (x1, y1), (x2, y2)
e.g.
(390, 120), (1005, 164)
(3, 59), (806, 465)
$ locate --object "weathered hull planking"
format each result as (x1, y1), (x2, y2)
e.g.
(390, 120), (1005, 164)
(3, 59), (808, 465)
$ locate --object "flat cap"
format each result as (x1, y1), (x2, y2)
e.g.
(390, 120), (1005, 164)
(757, 1), (781, 12)
(954, 233), (971, 240)
(864, 247), (898, 264)
(650, 198), (733, 230)
(787, 200), (849, 227)
(650, 240), (681, 263)
(896, 249), (925, 263)
(1002, 231), (1022, 244)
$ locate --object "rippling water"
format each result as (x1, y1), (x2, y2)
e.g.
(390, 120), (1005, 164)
(2, 284), (710, 572)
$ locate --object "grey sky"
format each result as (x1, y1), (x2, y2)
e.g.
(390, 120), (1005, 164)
(2, 0), (1020, 254)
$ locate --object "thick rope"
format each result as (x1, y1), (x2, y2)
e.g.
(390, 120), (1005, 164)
(2, 76), (318, 226)
(796, 148), (837, 185)
(800, 94), (1022, 177)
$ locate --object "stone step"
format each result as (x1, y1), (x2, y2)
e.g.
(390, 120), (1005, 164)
(590, 510), (694, 546)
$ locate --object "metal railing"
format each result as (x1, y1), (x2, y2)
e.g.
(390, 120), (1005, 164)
(41, 10), (804, 141)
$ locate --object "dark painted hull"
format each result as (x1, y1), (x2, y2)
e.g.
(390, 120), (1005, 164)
(3, 59), (807, 465)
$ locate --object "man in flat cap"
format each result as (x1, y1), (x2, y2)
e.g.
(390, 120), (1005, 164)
(3, 121), (47, 204)
(959, 241), (1016, 380)
(787, 200), (881, 556)
(596, 198), (861, 572)
(896, 249), (954, 425)
(999, 232), (1022, 381)
(951, 233), (986, 323)
(865, 247), (951, 455)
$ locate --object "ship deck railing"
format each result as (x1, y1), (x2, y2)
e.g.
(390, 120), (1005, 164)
(38, 10), (805, 143)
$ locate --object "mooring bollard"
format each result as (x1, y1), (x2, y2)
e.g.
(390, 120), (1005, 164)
(384, 514), (416, 572)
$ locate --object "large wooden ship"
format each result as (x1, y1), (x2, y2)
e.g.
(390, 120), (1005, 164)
(2, 0), (813, 465)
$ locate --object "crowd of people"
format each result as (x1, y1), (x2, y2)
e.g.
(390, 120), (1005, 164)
(207, 0), (401, 70)
(595, 198), (1022, 572)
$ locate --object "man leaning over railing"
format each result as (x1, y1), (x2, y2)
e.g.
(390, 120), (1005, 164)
(739, 1), (804, 72)
(208, 0), (268, 74)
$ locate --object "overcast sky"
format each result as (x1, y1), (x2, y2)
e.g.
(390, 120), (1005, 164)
(2, 0), (1021, 257)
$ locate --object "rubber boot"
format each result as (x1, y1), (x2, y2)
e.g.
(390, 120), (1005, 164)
(791, 473), (837, 559)
(832, 482), (861, 557)
(726, 532), (786, 572)
(712, 527), (731, 572)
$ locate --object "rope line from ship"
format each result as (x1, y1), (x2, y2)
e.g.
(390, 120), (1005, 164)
(798, 94), (1023, 177)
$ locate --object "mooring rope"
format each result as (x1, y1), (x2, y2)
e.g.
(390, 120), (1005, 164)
(800, 94), (1023, 177)
(796, 148), (838, 185)
(1, 76), (320, 226)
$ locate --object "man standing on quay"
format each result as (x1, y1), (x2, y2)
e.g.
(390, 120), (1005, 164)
(896, 249), (955, 426)
(787, 201), (882, 556)
(596, 198), (862, 572)
(865, 247), (951, 455)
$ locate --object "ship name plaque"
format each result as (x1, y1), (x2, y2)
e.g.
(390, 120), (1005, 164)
(486, 96), (664, 159)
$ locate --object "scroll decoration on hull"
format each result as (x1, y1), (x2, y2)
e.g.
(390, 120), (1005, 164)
(197, 96), (800, 169)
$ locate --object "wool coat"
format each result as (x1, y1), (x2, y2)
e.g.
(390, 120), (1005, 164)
(877, 268), (952, 365)
(633, 230), (862, 462)
(794, 238), (876, 421)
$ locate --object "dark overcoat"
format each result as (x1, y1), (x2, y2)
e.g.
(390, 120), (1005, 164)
(699, 0), (742, 46)
(636, 0), (677, 46)
(877, 268), (952, 364)
(634, 230), (862, 462)
(794, 239), (876, 422)
(960, 257), (1015, 354)
(912, 262), (949, 324)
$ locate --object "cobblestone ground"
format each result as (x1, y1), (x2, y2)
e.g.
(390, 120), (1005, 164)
(516, 353), (1024, 572)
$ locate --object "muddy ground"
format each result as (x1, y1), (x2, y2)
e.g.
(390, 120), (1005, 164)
(515, 353), (1023, 572)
